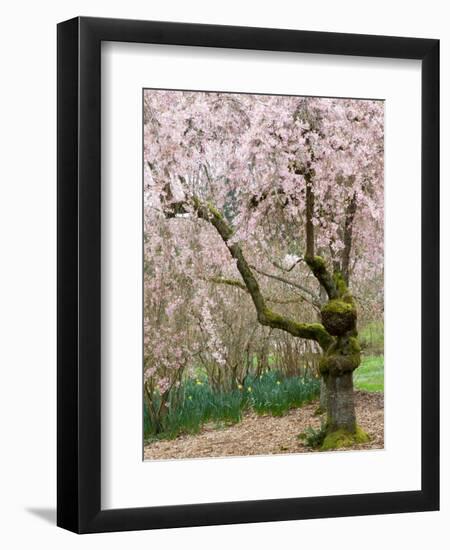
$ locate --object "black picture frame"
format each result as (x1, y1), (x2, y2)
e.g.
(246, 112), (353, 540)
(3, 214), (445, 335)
(57, 16), (439, 534)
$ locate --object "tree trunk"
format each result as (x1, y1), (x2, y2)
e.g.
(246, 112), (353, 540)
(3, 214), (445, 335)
(324, 371), (356, 432)
(318, 285), (370, 449)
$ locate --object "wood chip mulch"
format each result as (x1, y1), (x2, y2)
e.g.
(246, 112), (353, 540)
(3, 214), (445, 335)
(144, 391), (384, 460)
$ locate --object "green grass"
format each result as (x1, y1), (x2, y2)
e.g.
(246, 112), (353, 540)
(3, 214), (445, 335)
(354, 355), (384, 392)
(144, 371), (320, 442)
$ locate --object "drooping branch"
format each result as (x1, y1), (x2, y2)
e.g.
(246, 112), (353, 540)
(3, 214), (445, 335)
(206, 275), (318, 307)
(270, 257), (302, 273)
(167, 197), (332, 350)
(248, 264), (321, 308)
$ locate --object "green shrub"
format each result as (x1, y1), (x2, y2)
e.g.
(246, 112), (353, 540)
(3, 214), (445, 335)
(298, 423), (327, 448)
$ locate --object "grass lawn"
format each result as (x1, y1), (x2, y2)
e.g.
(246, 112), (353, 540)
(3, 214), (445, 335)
(354, 355), (384, 392)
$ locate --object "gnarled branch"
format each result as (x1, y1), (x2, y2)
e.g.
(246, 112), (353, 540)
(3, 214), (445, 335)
(189, 198), (332, 350)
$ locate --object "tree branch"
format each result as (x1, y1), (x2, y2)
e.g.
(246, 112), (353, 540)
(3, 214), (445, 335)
(341, 193), (357, 285)
(303, 178), (339, 299)
(206, 276), (247, 291)
(186, 198), (333, 350)
(304, 255), (339, 300)
(270, 257), (303, 273)
(248, 264), (321, 307)
(305, 177), (315, 259)
(206, 275), (318, 307)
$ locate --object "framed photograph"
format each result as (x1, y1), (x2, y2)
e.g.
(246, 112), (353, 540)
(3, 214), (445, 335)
(57, 16), (439, 533)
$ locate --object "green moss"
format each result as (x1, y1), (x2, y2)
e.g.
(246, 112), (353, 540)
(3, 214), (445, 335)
(209, 276), (246, 290)
(309, 255), (326, 270)
(333, 271), (348, 296)
(319, 334), (361, 375)
(322, 299), (354, 315)
(259, 309), (333, 350)
(321, 426), (370, 451)
(342, 336), (361, 355)
(206, 201), (224, 220)
(319, 353), (360, 375)
(321, 299), (357, 336)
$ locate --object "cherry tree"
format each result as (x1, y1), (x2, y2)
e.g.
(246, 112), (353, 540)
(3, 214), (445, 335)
(144, 90), (383, 448)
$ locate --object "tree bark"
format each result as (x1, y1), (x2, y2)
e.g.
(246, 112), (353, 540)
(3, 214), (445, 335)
(341, 193), (357, 286)
(324, 371), (356, 432)
(318, 281), (368, 445)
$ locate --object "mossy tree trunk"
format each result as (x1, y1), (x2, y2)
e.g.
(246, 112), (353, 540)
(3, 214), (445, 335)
(303, 180), (368, 447)
(324, 372), (356, 431)
(316, 280), (369, 447)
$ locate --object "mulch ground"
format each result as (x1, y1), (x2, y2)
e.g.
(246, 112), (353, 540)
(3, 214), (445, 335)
(144, 391), (384, 460)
